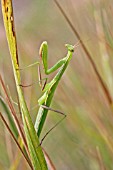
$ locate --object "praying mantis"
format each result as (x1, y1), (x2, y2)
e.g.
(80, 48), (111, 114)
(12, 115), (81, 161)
(20, 41), (76, 140)
(34, 41), (75, 140)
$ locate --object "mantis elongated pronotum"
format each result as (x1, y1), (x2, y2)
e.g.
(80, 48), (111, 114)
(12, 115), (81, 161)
(34, 41), (75, 140)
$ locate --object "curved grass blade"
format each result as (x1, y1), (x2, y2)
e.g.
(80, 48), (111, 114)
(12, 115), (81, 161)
(0, 95), (32, 169)
(0, 112), (33, 169)
(0, 74), (28, 156)
(53, 0), (112, 105)
(0, 96), (18, 138)
(1, 0), (48, 169)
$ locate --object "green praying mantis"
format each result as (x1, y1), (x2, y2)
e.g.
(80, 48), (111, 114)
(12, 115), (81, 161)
(34, 41), (76, 140)
(20, 41), (76, 141)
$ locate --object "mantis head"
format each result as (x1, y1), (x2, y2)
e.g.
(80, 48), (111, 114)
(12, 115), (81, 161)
(65, 44), (74, 53)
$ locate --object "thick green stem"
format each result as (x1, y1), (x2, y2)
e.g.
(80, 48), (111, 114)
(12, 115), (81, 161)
(1, 0), (48, 169)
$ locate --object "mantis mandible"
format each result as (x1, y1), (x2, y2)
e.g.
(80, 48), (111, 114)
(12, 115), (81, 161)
(34, 41), (75, 139)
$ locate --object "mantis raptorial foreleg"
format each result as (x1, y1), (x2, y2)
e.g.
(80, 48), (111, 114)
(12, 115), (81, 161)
(39, 41), (67, 75)
(38, 41), (70, 91)
(39, 40), (82, 76)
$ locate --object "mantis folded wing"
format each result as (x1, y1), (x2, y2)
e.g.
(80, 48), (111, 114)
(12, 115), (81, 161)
(35, 41), (75, 137)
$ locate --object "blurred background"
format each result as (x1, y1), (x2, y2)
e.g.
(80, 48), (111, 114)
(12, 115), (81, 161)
(1, 0), (113, 169)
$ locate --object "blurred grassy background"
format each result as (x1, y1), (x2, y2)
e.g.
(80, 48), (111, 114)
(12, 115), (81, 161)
(1, 0), (113, 169)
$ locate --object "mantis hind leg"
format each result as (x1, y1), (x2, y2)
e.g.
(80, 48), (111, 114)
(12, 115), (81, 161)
(39, 105), (66, 146)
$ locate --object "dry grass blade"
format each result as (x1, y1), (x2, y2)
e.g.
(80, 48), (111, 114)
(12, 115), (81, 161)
(0, 96), (18, 138)
(0, 74), (29, 157)
(0, 112), (33, 169)
(42, 148), (56, 170)
(54, 0), (112, 105)
(96, 146), (106, 170)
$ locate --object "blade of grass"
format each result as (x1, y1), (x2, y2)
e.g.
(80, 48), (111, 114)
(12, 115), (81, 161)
(0, 94), (54, 170)
(1, 0), (48, 169)
(0, 74), (28, 155)
(0, 112), (33, 169)
(53, 0), (112, 105)
(0, 75), (33, 169)
(0, 94), (32, 169)
(0, 96), (18, 139)
(96, 146), (106, 170)
(42, 148), (56, 170)
(100, 10), (113, 97)
(101, 9), (113, 49)
(9, 152), (22, 170)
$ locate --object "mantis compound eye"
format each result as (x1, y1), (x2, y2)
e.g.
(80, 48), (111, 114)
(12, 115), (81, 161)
(70, 48), (74, 52)
(65, 44), (74, 52)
